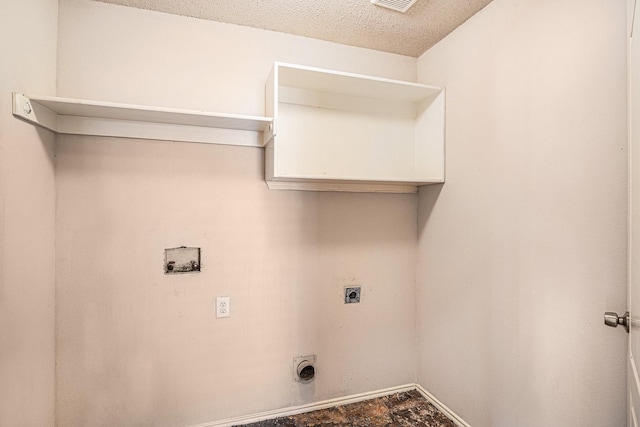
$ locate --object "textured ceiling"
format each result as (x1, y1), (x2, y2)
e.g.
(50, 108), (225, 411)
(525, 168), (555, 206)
(94, 0), (493, 57)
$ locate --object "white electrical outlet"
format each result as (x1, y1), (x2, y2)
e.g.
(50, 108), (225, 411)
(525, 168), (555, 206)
(216, 296), (230, 318)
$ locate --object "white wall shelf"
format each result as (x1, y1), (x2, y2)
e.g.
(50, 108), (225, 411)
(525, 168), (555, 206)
(13, 63), (445, 193)
(12, 93), (273, 147)
(264, 62), (445, 193)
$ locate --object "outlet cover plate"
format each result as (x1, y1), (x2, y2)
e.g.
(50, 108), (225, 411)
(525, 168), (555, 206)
(216, 296), (230, 318)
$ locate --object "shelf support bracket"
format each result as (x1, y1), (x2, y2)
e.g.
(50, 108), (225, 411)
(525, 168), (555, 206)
(12, 93), (58, 133)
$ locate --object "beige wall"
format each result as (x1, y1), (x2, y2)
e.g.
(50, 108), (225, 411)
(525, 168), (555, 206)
(6, 0), (627, 425)
(54, 1), (418, 425)
(56, 0), (416, 116)
(416, 0), (628, 425)
(0, 1), (58, 426)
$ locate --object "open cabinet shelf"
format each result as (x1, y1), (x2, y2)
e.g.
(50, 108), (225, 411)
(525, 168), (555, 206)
(264, 63), (445, 193)
(12, 93), (273, 147)
(12, 63), (445, 193)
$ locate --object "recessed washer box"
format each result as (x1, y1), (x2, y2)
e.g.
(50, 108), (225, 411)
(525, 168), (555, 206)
(164, 246), (200, 274)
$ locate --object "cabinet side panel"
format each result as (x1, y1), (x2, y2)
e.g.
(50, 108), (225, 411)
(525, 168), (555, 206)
(414, 90), (445, 181)
(265, 65), (276, 143)
(265, 140), (275, 181)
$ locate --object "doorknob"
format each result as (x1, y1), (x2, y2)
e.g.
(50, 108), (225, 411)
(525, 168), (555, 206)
(604, 311), (629, 333)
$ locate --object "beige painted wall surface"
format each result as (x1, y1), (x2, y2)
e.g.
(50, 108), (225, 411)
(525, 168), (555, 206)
(0, 1), (58, 426)
(55, 1), (418, 425)
(416, 0), (627, 426)
(56, 0), (416, 116)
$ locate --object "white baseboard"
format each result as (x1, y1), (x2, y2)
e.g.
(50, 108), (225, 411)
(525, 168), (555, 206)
(191, 383), (471, 427)
(191, 383), (417, 427)
(414, 383), (471, 427)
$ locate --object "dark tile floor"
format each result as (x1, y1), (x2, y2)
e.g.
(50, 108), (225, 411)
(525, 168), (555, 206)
(236, 389), (456, 427)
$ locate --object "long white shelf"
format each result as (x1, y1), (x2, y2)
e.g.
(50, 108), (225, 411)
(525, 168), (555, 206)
(12, 93), (273, 147)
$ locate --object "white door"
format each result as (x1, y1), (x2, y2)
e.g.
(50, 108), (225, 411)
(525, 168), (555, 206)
(629, 0), (640, 425)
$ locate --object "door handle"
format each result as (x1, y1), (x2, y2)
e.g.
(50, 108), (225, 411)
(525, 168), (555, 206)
(604, 311), (629, 333)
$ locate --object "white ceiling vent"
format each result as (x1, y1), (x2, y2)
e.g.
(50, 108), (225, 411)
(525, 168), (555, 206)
(371, 0), (418, 13)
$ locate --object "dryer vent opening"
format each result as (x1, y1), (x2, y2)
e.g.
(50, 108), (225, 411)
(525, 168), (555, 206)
(298, 362), (315, 381)
(294, 355), (316, 383)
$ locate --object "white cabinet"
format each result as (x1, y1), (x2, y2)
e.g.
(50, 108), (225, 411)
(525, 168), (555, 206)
(264, 63), (445, 193)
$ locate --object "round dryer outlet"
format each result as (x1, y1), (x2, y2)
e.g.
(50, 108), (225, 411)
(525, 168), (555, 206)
(293, 355), (317, 383)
